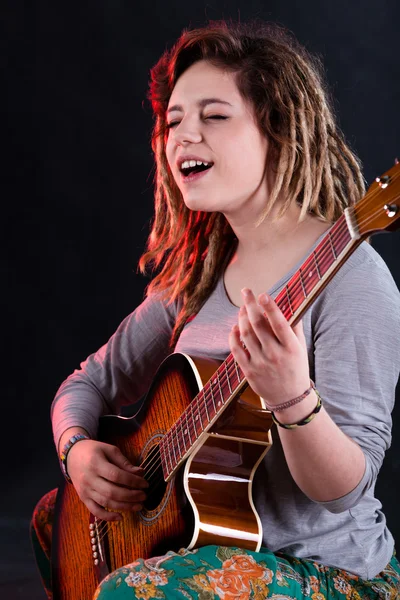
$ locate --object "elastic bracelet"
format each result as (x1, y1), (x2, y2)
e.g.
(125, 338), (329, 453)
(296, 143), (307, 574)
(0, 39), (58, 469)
(59, 433), (90, 483)
(271, 389), (323, 430)
(263, 380), (316, 412)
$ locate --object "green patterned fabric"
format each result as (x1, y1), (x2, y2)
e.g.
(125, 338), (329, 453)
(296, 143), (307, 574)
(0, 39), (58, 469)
(31, 489), (400, 599)
(93, 545), (400, 600)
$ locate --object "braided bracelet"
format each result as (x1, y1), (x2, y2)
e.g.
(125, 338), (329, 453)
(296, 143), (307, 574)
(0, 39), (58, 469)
(263, 380), (316, 412)
(271, 389), (323, 430)
(59, 433), (91, 483)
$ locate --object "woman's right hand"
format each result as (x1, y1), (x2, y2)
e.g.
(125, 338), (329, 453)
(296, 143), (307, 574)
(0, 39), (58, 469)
(66, 439), (149, 521)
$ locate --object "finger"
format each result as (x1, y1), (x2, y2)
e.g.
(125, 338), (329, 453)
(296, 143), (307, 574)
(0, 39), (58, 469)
(94, 478), (148, 504)
(99, 446), (149, 489)
(229, 324), (251, 367)
(238, 304), (262, 356)
(258, 293), (296, 347)
(241, 288), (277, 346)
(90, 487), (145, 513)
(102, 444), (144, 475)
(85, 497), (123, 522)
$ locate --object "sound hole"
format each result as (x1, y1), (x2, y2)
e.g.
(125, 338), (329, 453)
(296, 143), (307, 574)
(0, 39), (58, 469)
(143, 443), (167, 511)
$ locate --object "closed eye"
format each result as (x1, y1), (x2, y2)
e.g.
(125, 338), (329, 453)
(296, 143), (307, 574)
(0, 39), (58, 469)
(166, 116), (228, 129)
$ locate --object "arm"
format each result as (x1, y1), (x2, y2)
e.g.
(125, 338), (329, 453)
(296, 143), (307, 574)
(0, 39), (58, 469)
(52, 291), (179, 450)
(52, 291), (179, 519)
(230, 254), (400, 506)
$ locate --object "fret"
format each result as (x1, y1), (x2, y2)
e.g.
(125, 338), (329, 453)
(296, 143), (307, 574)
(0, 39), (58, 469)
(209, 379), (217, 414)
(171, 435), (178, 465)
(301, 255), (319, 296)
(212, 377), (222, 410)
(175, 423), (183, 458)
(203, 388), (210, 423)
(285, 284), (293, 316)
(179, 417), (187, 452)
(216, 370), (224, 406)
(192, 400), (202, 437)
(195, 394), (204, 432)
(299, 267), (307, 298)
(184, 407), (193, 444)
(189, 402), (199, 438)
(313, 250), (321, 279)
(224, 360), (232, 394)
(234, 360), (241, 384)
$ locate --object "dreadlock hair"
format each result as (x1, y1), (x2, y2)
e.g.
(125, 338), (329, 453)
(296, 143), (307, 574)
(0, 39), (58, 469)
(138, 18), (366, 349)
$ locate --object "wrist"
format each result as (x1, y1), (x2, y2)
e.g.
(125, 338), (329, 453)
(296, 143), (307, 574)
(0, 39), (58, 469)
(58, 426), (90, 455)
(272, 390), (319, 425)
(58, 428), (91, 483)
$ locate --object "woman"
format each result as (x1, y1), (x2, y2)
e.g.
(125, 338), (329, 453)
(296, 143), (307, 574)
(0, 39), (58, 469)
(32, 19), (400, 599)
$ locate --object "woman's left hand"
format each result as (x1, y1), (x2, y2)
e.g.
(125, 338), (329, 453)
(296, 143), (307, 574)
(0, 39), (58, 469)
(229, 288), (311, 407)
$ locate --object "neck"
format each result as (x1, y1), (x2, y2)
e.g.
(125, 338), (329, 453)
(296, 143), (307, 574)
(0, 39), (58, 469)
(226, 201), (331, 262)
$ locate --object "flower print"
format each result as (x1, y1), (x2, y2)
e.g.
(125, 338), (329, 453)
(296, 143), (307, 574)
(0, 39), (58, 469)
(221, 554), (267, 579)
(125, 570), (148, 588)
(333, 575), (351, 595)
(309, 575), (320, 592)
(148, 571), (169, 586)
(135, 582), (159, 599)
(261, 567), (273, 584)
(250, 577), (270, 599)
(311, 593), (326, 600)
(192, 573), (214, 593)
(207, 568), (250, 599)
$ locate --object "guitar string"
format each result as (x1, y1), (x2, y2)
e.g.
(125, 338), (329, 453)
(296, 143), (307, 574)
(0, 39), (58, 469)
(154, 222), (350, 470)
(146, 215), (360, 473)
(139, 187), (400, 483)
(93, 172), (400, 535)
(140, 184), (400, 483)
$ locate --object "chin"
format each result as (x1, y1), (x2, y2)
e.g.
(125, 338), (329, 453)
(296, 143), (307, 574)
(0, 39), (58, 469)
(182, 196), (216, 213)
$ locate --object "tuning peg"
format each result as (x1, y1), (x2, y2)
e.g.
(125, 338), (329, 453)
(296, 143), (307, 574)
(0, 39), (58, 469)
(375, 175), (390, 188)
(395, 158), (399, 165)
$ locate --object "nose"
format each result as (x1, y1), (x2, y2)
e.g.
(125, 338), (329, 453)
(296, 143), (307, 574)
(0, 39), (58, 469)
(171, 118), (202, 146)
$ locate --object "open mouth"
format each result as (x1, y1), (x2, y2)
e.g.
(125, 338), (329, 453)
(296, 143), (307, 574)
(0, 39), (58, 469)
(180, 163), (213, 181)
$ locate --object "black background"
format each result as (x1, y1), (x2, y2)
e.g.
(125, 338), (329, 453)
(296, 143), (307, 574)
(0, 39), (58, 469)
(3, 1), (400, 597)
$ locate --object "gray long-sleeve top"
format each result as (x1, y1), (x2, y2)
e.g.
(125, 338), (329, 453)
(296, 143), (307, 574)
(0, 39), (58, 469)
(52, 238), (400, 579)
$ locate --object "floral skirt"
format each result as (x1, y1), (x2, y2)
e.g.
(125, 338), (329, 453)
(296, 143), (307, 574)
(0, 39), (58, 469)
(31, 489), (400, 600)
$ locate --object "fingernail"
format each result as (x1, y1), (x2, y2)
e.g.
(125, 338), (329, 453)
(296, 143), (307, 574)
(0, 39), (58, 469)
(262, 293), (269, 304)
(241, 288), (251, 297)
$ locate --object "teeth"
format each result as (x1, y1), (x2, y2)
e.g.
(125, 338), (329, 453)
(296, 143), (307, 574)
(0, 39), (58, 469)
(181, 159), (210, 170)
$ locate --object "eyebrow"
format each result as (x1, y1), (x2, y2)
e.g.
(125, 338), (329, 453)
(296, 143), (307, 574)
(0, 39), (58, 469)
(166, 98), (233, 115)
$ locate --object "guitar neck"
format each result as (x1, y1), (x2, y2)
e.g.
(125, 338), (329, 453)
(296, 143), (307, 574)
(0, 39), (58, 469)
(160, 209), (364, 480)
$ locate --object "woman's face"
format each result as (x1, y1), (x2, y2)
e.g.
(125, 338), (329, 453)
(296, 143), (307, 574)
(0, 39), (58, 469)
(165, 60), (272, 219)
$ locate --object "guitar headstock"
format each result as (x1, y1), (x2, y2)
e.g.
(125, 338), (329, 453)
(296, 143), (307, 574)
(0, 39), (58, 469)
(354, 161), (400, 236)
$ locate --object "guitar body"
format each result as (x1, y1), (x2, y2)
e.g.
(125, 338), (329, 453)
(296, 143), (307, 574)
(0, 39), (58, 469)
(52, 352), (273, 600)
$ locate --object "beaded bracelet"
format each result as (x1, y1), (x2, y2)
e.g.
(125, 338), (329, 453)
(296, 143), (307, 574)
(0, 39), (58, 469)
(263, 380), (316, 412)
(271, 389), (323, 430)
(59, 433), (91, 483)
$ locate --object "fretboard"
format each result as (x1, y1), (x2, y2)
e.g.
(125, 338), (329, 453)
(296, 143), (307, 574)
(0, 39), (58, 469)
(160, 210), (359, 480)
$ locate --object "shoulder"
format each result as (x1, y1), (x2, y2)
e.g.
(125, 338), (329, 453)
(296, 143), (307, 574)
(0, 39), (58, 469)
(132, 290), (182, 329)
(317, 241), (399, 308)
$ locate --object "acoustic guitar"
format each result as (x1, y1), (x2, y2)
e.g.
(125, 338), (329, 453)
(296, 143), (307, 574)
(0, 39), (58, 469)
(52, 162), (400, 599)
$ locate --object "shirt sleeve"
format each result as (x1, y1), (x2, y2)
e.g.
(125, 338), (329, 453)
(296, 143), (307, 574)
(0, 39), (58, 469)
(51, 292), (179, 450)
(309, 249), (400, 513)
